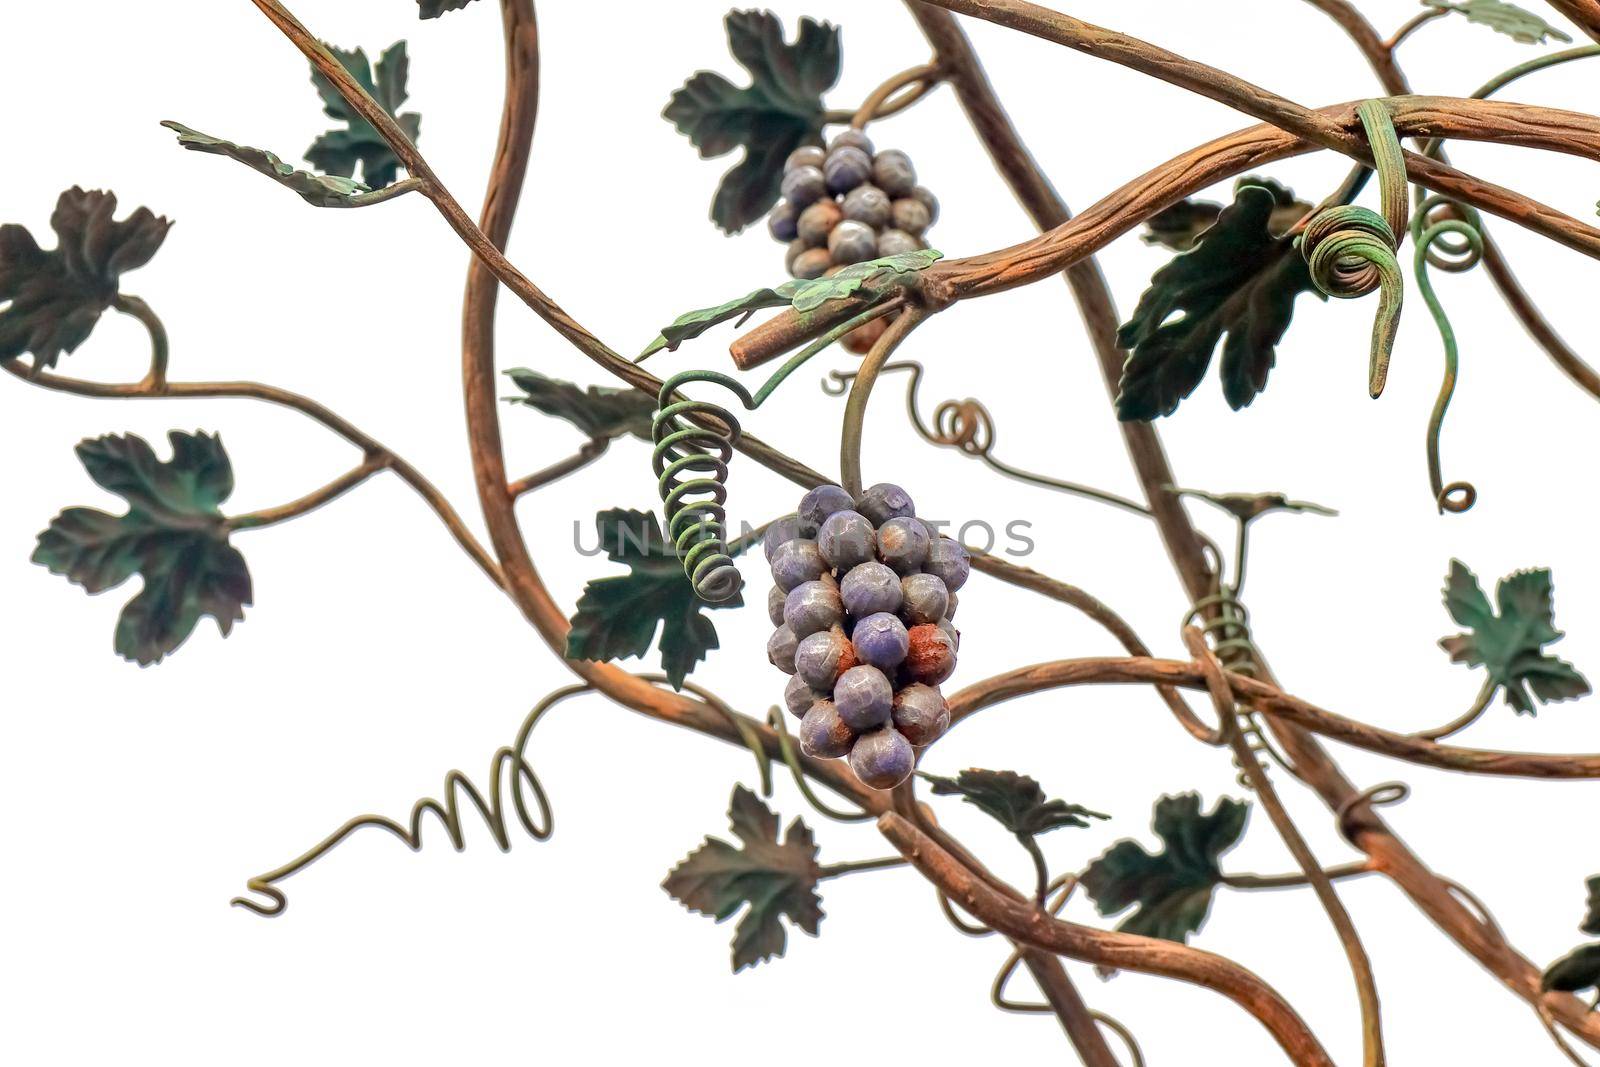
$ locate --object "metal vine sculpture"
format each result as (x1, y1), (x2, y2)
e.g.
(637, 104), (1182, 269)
(7, 0), (1600, 1063)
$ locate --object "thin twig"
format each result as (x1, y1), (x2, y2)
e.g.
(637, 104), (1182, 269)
(227, 455), (388, 532)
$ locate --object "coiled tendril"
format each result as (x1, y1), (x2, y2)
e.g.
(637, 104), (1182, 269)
(1411, 194), (1484, 513)
(654, 302), (902, 602)
(1181, 585), (1294, 784)
(1299, 99), (1408, 397)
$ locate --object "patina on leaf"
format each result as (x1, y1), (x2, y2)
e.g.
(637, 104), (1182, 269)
(1425, 0), (1572, 44)
(306, 41), (421, 189)
(919, 768), (1107, 842)
(0, 188), (170, 367)
(1080, 793), (1248, 944)
(566, 508), (741, 689)
(33, 431), (252, 666)
(504, 369), (655, 442)
(417, 0), (478, 17)
(162, 122), (375, 208)
(1141, 177), (1312, 253)
(639, 249), (942, 359)
(663, 9), (842, 233)
(662, 785), (823, 972)
(1439, 559), (1590, 715)
(1117, 182), (1322, 420)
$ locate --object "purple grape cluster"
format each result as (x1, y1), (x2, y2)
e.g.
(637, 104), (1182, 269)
(764, 482), (968, 789)
(766, 132), (939, 354)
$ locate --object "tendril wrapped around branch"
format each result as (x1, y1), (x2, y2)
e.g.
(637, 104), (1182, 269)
(1299, 99), (1408, 397)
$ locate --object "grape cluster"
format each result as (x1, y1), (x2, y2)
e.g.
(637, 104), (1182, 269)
(764, 482), (968, 789)
(765, 132), (939, 353)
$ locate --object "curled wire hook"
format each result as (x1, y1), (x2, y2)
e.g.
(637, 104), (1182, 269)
(1335, 780), (1411, 842)
(1411, 194), (1484, 514)
(823, 360), (1152, 518)
(1299, 99), (1408, 397)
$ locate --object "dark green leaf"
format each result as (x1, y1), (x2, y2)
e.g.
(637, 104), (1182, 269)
(0, 188), (170, 368)
(1116, 183), (1322, 420)
(1439, 559), (1590, 715)
(1583, 875), (1600, 936)
(504, 369), (655, 442)
(1140, 178), (1310, 253)
(639, 249), (942, 359)
(663, 10), (841, 233)
(1080, 793), (1248, 944)
(566, 508), (740, 688)
(919, 769), (1107, 841)
(32, 431), (251, 666)
(162, 122), (376, 208)
(418, 0), (478, 17)
(662, 785), (823, 972)
(1426, 0), (1572, 44)
(306, 41), (421, 189)
(1544, 944), (1600, 993)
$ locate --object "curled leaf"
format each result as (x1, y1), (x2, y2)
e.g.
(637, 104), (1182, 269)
(504, 369), (655, 441)
(162, 122), (376, 208)
(1439, 559), (1590, 715)
(919, 768), (1107, 842)
(1425, 0), (1572, 44)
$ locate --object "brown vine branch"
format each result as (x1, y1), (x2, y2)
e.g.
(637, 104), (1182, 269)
(507, 437), (609, 498)
(948, 654), (1600, 779)
(226, 455), (387, 532)
(1546, 0), (1600, 44)
(878, 811), (1337, 1066)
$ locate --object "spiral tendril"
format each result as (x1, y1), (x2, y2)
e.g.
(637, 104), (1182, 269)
(1411, 194), (1484, 514)
(1182, 587), (1296, 784)
(1299, 100), (1408, 397)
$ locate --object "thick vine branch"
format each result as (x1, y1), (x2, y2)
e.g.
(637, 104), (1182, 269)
(948, 654), (1600, 779)
(878, 811), (1336, 1066)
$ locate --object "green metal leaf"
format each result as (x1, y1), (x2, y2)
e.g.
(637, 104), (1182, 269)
(32, 431), (251, 666)
(503, 369), (655, 442)
(565, 508), (741, 689)
(0, 188), (170, 368)
(1544, 944), (1600, 993)
(1080, 793), (1248, 944)
(662, 785), (823, 972)
(161, 122), (376, 208)
(417, 0), (478, 17)
(919, 768), (1107, 842)
(663, 10), (841, 233)
(1140, 177), (1311, 253)
(1425, 1), (1572, 44)
(1582, 875), (1600, 936)
(1438, 559), (1591, 715)
(1116, 182), (1322, 420)
(306, 41), (421, 189)
(1172, 487), (1338, 523)
(638, 249), (942, 359)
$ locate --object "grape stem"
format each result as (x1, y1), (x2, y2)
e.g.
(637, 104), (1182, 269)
(816, 856), (909, 879)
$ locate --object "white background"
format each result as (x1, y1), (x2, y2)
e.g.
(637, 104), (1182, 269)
(3, 1), (1598, 1063)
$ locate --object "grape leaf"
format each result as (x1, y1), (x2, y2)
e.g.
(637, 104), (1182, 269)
(1438, 559), (1590, 715)
(639, 249), (943, 359)
(162, 122), (375, 208)
(1080, 793), (1248, 944)
(1140, 177), (1311, 253)
(1425, 0), (1572, 44)
(566, 508), (741, 689)
(1172, 487), (1338, 523)
(919, 769), (1107, 842)
(504, 369), (655, 442)
(306, 41), (421, 189)
(418, 0), (478, 17)
(32, 431), (252, 666)
(1544, 944), (1600, 993)
(663, 785), (823, 972)
(1583, 875), (1600, 936)
(1116, 182), (1322, 420)
(0, 188), (171, 368)
(663, 9), (841, 233)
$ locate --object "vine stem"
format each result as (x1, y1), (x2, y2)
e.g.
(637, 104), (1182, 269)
(1187, 627), (1386, 1067)
(507, 437), (608, 498)
(1544, 0), (1600, 45)
(3, 361), (503, 587)
(226, 455), (387, 532)
(1223, 861), (1377, 890)
(839, 306), (926, 496)
(816, 856), (909, 879)
(1383, 7), (1450, 51)
(1412, 679), (1497, 742)
(112, 294), (168, 389)
(848, 62), (942, 129)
